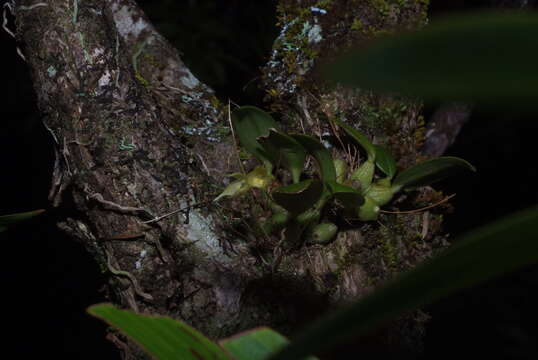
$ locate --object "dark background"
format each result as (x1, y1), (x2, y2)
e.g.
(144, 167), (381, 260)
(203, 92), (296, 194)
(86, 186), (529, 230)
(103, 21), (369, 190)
(1, 1), (537, 359)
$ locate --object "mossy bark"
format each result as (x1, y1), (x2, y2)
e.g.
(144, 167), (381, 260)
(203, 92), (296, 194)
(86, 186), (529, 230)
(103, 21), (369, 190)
(15, 0), (453, 358)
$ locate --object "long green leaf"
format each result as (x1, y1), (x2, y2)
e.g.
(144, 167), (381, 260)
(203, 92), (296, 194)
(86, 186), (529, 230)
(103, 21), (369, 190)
(373, 145), (396, 179)
(0, 209), (45, 232)
(232, 106), (279, 166)
(259, 130), (307, 183)
(272, 180), (324, 215)
(270, 205), (538, 360)
(332, 118), (375, 160)
(326, 12), (538, 105)
(292, 134), (337, 183)
(392, 156), (475, 191)
(220, 327), (318, 360)
(326, 181), (364, 210)
(88, 304), (231, 360)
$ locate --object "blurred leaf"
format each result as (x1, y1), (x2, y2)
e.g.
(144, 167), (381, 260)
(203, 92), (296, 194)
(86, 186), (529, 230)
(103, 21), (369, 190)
(88, 304), (231, 360)
(259, 130), (306, 183)
(0, 209), (45, 232)
(272, 180), (324, 215)
(292, 134), (336, 183)
(374, 145), (396, 179)
(326, 11), (538, 105)
(220, 327), (318, 360)
(232, 106), (278, 168)
(270, 205), (538, 360)
(332, 118), (375, 160)
(392, 156), (476, 191)
(326, 181), (365, 210)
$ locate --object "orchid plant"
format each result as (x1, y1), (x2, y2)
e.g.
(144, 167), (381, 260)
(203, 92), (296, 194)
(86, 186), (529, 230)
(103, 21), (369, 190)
(215, 106), (475, 245)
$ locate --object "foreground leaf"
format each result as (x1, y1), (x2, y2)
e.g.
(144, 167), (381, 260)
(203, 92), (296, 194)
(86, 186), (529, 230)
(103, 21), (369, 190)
(88, 304), (231, 360)
(392, 156), (475, 191)
(0, 209), (45, 232)
(220, 327), (318, 360)
(270, 205), (538, 360)
(232, 106), (279, 167)
(326, 12), (538, 105)
(272, 180), (324, 215)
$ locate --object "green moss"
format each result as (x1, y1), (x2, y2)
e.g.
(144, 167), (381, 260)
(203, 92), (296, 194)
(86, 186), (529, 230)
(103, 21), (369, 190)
(379, 224), (399, 270)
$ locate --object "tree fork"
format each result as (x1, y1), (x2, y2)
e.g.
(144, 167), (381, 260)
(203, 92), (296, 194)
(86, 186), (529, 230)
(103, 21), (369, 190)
(14, 0), (455, 358)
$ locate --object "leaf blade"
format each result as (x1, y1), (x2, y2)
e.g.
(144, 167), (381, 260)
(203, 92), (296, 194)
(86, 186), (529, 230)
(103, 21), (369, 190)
(220, 327), (319, 360)
(88, 304), (231, 360)
(326, 181), (365, 210)
(292, 134), (337, 183)
(0, 209), (45, 231)
(232, 106), (279, 166)
(272, 180), (324, 215)
(373, 145), (396, 179)
(259, 130), (307, 183)
(326, 12), (538, 105)
(331, 118), (376, 160)
(392, 156), (475, 191)
(270, 205), (538, 360)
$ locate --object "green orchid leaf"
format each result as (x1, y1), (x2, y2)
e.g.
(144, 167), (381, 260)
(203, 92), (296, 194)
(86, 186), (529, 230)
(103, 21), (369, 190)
(292, 134), (337, 183)
(333, 158), (348, 183)
(373, 145), (396, 179)
(232, 106), (279, 167)
(259, 129), (307, 184)
(327, 181), (365, 210)
(332, 118), (375, 161)
(272, 180), (324, 215)
(392, 156), (476, 192)
(364, 182), (395, 207)
(220, 327), (318, 360)
(270, 205), (538, 360)
(88, 304), (231, 360)
(350, 159), (375, 191)
(0, 209), (45, 232)
(325, 12), (538, 106)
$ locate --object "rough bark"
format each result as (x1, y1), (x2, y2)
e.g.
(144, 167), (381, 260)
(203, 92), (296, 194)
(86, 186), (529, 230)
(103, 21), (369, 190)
(13, 0), (456, 358)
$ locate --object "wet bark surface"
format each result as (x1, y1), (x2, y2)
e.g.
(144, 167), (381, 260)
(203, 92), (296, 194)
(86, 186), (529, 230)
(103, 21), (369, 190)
(13, 0), (464, 358)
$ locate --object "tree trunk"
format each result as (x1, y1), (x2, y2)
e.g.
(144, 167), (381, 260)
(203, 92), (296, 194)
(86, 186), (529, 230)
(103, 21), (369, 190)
(14, 0), (454, 358)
